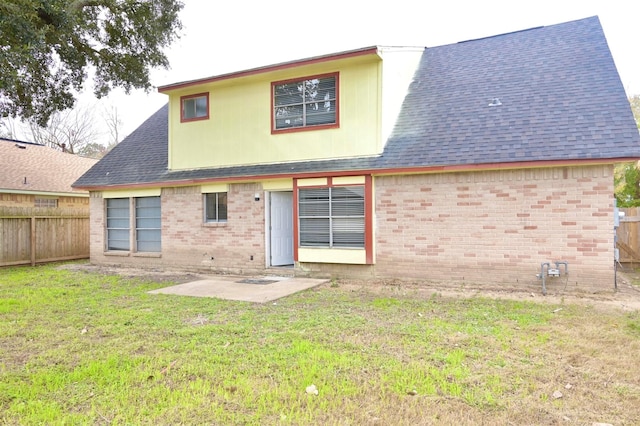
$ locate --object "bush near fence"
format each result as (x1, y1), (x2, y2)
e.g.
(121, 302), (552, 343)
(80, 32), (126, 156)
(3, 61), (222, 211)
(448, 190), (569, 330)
(0, 207), (90, 267)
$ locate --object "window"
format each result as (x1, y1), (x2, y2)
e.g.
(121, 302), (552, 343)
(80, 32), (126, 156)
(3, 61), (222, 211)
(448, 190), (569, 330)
(273, 73), (337, 131)
(181, 93), (209, 122)
(135, 197), (161, 252)
(35, 198), (58, 208)
(106, 198), (130, 251)
(298, 186), (364, 248)
(204, 192), (227, 222)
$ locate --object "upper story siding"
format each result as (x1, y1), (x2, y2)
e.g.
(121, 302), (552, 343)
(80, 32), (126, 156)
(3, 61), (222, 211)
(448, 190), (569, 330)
(160, 47), (423, 171)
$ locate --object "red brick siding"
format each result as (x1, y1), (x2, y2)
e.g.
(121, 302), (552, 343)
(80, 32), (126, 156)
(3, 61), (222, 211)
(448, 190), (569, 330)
(371, 165), (614, 290)
(88, 165), (616, 292)
(89, 184), (266, 273)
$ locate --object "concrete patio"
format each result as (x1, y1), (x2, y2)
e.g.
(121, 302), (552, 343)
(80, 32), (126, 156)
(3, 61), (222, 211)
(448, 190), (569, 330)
(148, 274), (328, 303)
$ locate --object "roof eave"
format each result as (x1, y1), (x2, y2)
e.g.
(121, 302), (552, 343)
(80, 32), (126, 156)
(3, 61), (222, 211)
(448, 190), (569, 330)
(73, 157), (633, 192)
(157, 46), (381, 93)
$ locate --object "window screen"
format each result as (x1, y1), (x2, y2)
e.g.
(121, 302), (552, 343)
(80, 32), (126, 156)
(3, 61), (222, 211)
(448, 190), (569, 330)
(298, 186), (364, 248)
(273, 75), (336, 130)
(135, 196), (161, 252)
(204, 193), (228, 222)
(106, 198), (130, 251)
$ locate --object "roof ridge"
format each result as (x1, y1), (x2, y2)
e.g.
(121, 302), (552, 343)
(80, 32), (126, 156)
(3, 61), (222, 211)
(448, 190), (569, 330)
(0, 137), (42, 146)
(457, 26), (544, 44)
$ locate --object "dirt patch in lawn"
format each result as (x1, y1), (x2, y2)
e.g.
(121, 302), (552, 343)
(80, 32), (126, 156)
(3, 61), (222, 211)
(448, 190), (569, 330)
(58, 262), (640, 311)
(336, 273), (640, 312)
(59, 262), (203, 285)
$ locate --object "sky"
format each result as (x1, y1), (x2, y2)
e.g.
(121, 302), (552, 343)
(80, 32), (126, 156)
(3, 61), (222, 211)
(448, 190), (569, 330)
(97, 0), (640, 143)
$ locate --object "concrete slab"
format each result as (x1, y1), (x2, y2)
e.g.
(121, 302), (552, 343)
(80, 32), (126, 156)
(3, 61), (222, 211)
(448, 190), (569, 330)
(148, 275), (328, 303)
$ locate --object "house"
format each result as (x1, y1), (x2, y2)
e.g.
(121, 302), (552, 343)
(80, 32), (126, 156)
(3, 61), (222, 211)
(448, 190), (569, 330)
(1, 138), (97, 210)
(73, 16), (640, 291)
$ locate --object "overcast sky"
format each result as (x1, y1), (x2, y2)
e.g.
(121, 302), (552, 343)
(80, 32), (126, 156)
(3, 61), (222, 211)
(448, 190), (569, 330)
(101, 0), (640, 143)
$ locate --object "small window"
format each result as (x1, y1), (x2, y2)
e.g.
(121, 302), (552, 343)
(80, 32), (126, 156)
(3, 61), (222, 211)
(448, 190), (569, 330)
(181, 93), (209, 122)
(106, 198), (130, 251)
(35, 198), (58, 208)
(273, 73), (338, 132)
(204, 193), (228, 222)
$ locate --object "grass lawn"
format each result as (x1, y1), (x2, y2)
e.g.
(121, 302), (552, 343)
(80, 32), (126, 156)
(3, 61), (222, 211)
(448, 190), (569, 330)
(1, 263), (639, 425)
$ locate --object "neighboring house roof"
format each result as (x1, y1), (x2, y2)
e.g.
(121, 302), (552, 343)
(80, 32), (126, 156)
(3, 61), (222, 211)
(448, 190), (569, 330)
(74, 16), (640, 190)
(1, 138), (98, 196)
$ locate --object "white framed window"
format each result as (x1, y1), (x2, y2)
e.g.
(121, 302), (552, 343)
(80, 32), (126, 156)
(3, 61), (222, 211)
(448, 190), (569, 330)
(34, 198), (58, 208)
(272, 73), (338, 132)
(298, 186), (364, 248)
(204, 192), (228, 222)
(135, 196), (161, 252)
(181, 92), (209, 122)
(106, 198), (130, 251)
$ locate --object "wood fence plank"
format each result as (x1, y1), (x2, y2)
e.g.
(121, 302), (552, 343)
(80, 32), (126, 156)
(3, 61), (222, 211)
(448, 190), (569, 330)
(0, 207), (89, 266)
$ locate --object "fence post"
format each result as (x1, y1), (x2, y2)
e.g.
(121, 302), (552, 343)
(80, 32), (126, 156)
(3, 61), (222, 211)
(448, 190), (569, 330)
(630, 208), (638, 261)
(30, 216), (36, 266)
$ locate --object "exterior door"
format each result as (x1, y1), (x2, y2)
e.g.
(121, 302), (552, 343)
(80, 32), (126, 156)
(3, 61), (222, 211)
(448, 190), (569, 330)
(270, 191), (294, 266)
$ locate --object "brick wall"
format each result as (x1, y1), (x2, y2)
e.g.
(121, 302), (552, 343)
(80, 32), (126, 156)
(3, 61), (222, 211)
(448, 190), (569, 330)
(89, 192), (105, 261)
(161, 184), (265, 273)
(89, 184), (266, 273)
(87, 164), (615, 292)
(372, 165), (615, 291)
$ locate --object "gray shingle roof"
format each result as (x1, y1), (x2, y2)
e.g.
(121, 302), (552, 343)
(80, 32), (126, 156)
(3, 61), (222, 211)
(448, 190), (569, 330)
(73, 16), (640, 189)
(381, 16), (640, 168)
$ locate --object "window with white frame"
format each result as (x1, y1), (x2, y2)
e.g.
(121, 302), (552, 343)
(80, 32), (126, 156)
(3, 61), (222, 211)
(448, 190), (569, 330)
(298, 186), (364, 248)
(181, 93), (209, 122)
(204, 192), (227, 222)
(135, 197), (161, 252)
(34, 197), (58, 208)
(273, 73), (337, 131)
(106, 198), (130, 251)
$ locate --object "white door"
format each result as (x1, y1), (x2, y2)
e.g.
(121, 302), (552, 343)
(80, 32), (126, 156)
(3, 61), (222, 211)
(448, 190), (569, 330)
(270, 192), (294, 266)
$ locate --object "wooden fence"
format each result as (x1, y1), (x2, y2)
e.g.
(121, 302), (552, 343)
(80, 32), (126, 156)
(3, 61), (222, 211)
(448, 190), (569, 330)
(616, 207), (640, 264)
(0, 207), (90, 267)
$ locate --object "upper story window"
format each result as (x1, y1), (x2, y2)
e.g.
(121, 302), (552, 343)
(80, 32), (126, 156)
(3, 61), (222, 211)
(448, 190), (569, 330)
(272, 73), (338, 133)
(181, 93), (209, 122)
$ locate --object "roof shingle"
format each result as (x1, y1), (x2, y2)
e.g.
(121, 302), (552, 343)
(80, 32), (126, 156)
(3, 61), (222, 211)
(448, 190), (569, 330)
(1, 139), (97, 195)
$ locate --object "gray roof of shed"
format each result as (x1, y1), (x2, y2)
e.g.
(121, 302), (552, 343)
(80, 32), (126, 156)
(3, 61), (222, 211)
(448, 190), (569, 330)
(74, 16), (640, 189)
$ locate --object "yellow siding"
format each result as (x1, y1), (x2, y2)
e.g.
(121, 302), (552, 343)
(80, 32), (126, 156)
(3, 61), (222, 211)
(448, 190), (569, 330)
(200, 183), (229, 193)
(298, 248), (367, 264)
(262, 179), (293, 191)
(103, 188), (161, 198)
(297, 178), (328, 187)
(332, 176), (365, 185)
(166, 56), (383, 170)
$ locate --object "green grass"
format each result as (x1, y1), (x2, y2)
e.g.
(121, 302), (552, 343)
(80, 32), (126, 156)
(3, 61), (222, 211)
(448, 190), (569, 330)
(1, 263), (639, 424)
